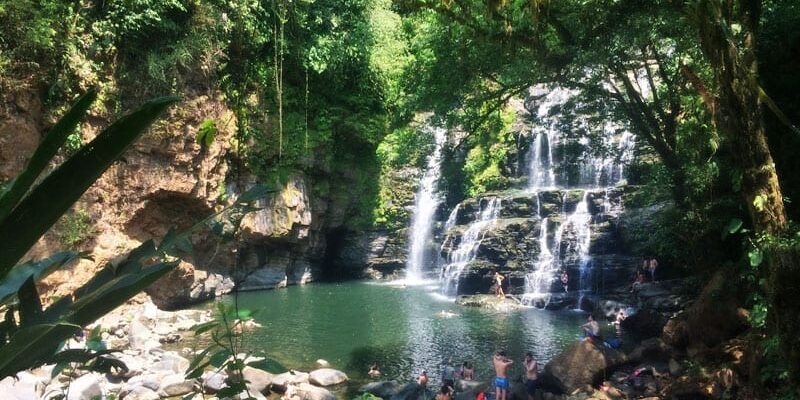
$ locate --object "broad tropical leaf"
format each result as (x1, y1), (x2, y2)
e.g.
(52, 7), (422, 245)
(0, 322), (81, 377)
(0, 251), (82, 305)
(0, 90), (97, 223)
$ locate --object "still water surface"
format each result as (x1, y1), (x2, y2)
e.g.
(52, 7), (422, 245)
(197, 281), (598, 394)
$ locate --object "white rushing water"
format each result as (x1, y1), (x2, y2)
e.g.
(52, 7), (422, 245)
(522, 85), (635, 307)
(440, 197), (502, 296)
(406, 126), (448, 283)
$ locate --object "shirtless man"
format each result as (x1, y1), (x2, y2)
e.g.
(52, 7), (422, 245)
(494, 272), (505, 298)
(524, 352), (539, 400)
(581, 315), (600, 341)
(493, 350), (513, 400)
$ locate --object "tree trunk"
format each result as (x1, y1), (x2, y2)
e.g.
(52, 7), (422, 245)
(691, 0), (799, 390)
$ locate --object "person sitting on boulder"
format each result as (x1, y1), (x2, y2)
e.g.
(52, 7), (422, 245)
(630, 270), (646, 293)
(581, 314), (600, 341)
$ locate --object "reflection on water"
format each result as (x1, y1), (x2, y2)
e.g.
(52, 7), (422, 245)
(193, 281), (593, 394)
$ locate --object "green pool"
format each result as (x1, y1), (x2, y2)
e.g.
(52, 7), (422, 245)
(193, 280), (608, 396)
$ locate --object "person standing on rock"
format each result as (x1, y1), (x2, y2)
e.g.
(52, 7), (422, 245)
(523, 352), (539, 400)
(494, 272), (505, 298)
(649, 257), (659, 281)
(492, 350), (513, 400)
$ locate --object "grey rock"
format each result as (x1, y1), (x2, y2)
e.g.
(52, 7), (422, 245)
(0, 373), (45, 400)
(66, 373), (103, 400)
(359, 380), (402, 398)
(242, 366), (274, 393)
(202, 371), (227, 393)
(541, 340), (627, 394)
(272, 370), (309, 387)
(126, 373), (164, 391)
(150, 353), (190, 374)
(389, 382), (434, 400)
(124, 385), (160, 400)
(289, 382), (335, 400)
(309, 368), (348, 386)
(158, 373), (195, 397)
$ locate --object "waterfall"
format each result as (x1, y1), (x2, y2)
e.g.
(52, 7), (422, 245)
(527, 131), (556, 190)
(569, 192), (593, 306)
(440, 198), (502, 296)
(521, 85), (636, 307)
(405, 126), (448, 282)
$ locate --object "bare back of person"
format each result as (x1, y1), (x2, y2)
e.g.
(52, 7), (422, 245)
(525, 359), (538, 381)
(493, 352), (513, 400)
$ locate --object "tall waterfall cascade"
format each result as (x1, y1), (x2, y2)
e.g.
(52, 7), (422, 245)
(430, 86), (636, 307)
(440, 198), (502, 295)
(405, 126), (448, 282)
(521, 87), (636, 307)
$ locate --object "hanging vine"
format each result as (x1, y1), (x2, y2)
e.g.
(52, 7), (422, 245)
(273, 0), (287, 161)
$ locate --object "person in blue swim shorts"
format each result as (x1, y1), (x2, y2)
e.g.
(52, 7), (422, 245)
(492, 350), (513, 400)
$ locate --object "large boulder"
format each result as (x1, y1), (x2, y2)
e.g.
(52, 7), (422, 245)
(123, 385), (160, 400)
(272, 370), (310, 387)
(288, 382), (336, 400)
(620, 309), (667, 339)
(541, 340), (627, 393)
(158, 373), (195, 397)
(243, 366), (274, 393)
(389, 382), (434, 400)
(359, 380), (403, 398)
(66, 373), (103, 400)
(0, 372), (46, 400)
(683, 271), (748, 349)
(309, 368), (348, 386)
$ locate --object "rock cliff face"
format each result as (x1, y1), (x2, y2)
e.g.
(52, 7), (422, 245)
(439, 188), (643, 300)
(0, 84), (384, 310)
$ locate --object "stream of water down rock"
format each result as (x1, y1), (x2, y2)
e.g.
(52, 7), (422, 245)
(406, 87), (637, 309)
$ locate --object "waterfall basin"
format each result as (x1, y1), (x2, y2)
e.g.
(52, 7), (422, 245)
(186, 281), (622, 397)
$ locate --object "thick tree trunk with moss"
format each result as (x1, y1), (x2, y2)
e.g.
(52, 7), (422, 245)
(691, 0), (800, 390)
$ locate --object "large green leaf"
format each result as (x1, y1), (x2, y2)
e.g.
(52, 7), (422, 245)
(0, 96), (179, 280)
(67, 261), (177, 326)
(0, 90), (97, 224)
(0, 251), (82, 305)
(0, 322), (81, 378)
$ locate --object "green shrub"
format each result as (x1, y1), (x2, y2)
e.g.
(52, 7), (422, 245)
(55, 207), (95, 248)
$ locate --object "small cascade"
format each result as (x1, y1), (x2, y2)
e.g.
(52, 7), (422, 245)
(528, 131), (556, 190)
(440, 198), (501, 296)
(406, 126), (448, 282)
(568, 192), (593, 306)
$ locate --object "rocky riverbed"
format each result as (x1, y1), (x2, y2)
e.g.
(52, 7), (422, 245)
(0, 296), (350, 400)
(1, 272), (755, 400)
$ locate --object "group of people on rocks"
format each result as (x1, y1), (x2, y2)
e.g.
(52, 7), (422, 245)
(395, 352), (539, 400)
